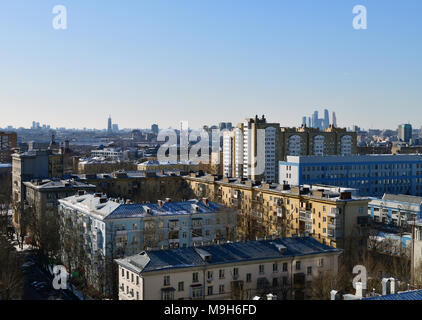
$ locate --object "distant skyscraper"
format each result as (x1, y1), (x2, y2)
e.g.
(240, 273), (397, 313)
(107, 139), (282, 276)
(398, 124), (412, 143)
(302, 109), (335, 130)
(107, 115), (112, 133)
(323, 109), (330, 129)
(151, 124), (159, 135)
(112, 124), (119, 132)
(332, 112), (337, 127)
(312, 111), (318, 128)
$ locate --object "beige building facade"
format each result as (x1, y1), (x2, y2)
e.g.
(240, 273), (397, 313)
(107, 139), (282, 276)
(116, 237), (341, 300)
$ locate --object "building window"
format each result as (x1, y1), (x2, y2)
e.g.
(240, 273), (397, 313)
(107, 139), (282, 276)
(193, 272), (199, 283)
(136, 291), (139, 300)
(178, 282), (184, 291)
(296, 261), (301, 270)
(246, 273), (252, 283)
(207, 286), (213, 296)
(121, 268), (124, 277)
(191, 286), (203, 299)
(318, 258), (324, 267)
(233, 268), (239, 279)
(207, 271), (213, 280)
(283, 263), (288, 272)
(273, 263), (278, 272)
(219, 269), (225, 279)
(136, 276), (139, 285)
(164, 275), (170, 286)
(307, 266), (312, 275)
(272, 278), (278, 287)
(259, 264), (265, 274)
(219, 285), (225, 294)
(282, 276), (288, 286)
(126, 271), (129, 280)
(162, 290), (174, 300)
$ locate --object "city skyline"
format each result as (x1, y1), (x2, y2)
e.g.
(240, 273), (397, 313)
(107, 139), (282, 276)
(1, 1), (422, 130)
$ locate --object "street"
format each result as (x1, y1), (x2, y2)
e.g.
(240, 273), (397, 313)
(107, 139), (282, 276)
(17, 248), (78, 300)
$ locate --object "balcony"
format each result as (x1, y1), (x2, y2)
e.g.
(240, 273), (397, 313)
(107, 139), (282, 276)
(299, 211), (312, 222)
(116, 230), (128, 236)
(327, 230), (343, 239)
(276, 208), (284, 218)
(327, 208), (339, 218)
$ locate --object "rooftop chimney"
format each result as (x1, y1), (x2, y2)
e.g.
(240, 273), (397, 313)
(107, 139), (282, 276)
(382, 278), (397, 295)
(339, 191), (352, 200)
(355, 282), (364, 298)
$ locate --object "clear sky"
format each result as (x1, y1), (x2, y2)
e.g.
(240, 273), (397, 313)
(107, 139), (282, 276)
(0, 0), (421, 130)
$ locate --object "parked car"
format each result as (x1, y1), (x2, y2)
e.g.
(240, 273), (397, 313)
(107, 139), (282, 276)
(22, 262), (35, 268)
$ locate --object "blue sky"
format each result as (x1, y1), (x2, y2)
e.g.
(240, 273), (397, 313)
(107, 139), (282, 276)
(0, 0), (421, 130)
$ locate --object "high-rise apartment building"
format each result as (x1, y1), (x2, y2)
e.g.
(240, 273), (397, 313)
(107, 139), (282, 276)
(242, 115), (279, 182)
(223, 116), (357, 183)
(398, 124), (412, 143)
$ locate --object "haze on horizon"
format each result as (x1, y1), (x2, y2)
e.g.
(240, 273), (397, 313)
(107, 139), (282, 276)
(0, 0), (421, 130)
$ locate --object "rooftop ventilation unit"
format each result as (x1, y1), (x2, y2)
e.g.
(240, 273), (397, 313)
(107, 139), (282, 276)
(195, 248), (212, 262)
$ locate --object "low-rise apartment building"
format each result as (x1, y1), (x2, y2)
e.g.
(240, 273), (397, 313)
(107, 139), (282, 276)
(58, 194), (236, 295)
(0, 131), (17, 163)
(185, 173), (369, 249)
(368, 193), (422, 227)
(115, 237), (341, 300)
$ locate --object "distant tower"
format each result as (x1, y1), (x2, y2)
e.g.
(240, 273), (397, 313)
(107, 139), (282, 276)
(332, 112), (337, 127)
(302, 117), (307, 127)
(308, 117), (311, 128)
(312, 111), (318, 128)
(323, 109), (330, 129)
(107, 115), (112, 133)
(151, 124), (159, 135)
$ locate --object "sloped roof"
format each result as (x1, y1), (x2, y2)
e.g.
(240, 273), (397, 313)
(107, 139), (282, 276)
(382, 193), (422, 205)
(363, 289), (422, 300)
(105, 199), (223, 219)
(59, 194), (226, 220)
(115, 237), (341, 274)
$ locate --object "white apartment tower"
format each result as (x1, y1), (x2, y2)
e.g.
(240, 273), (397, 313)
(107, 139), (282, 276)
(222, 116), (280, 182)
